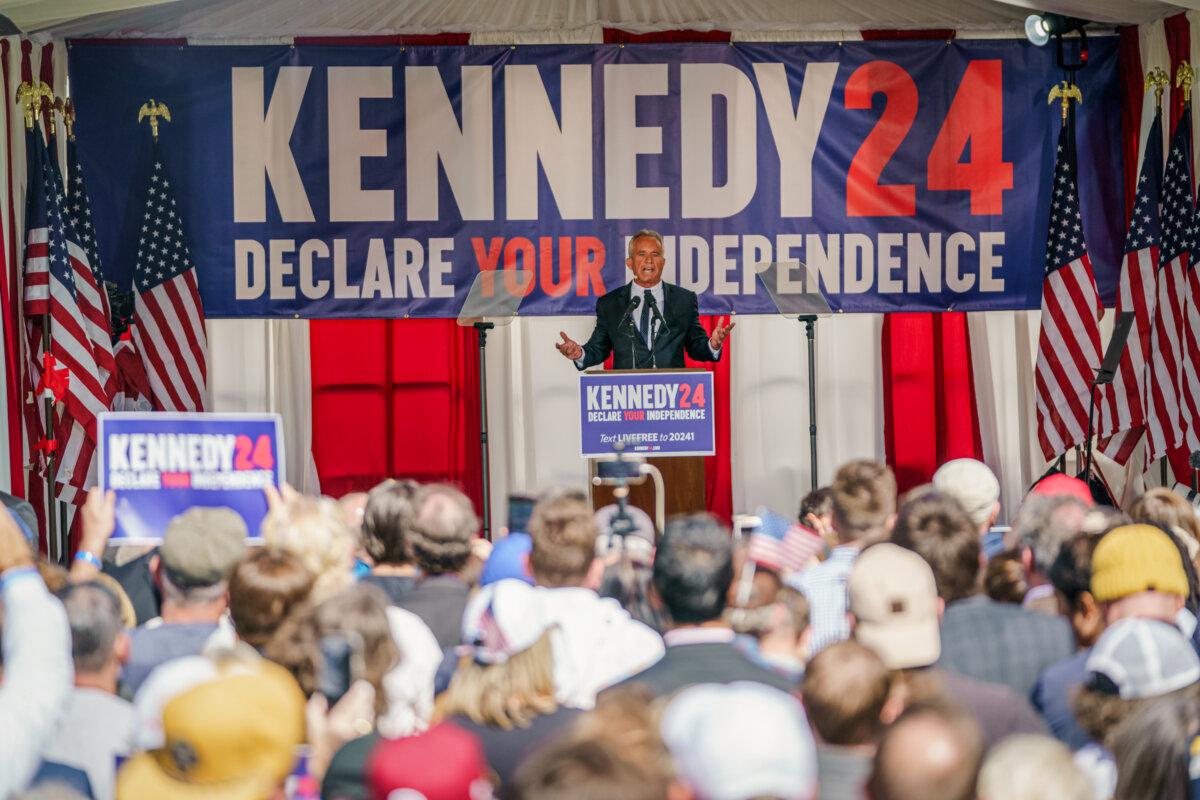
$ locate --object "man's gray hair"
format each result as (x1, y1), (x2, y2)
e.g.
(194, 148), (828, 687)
(61, 582), (125, 673)
(627, 229), (664, 259)
(160, 568), (229, 608)
(1009, 494), (1089, 574)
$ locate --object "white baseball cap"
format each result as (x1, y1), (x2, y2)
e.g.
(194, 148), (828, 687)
(933, 458), (1000, 528)
(460, 578), (554, 664)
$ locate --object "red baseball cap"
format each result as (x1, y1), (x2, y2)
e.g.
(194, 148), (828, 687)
(368, 722), (493, 800)
(1031, 473), (1094, 506)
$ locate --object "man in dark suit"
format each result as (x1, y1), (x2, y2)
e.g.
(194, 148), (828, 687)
(556, 230), (735, 369)
(613, 514), (794, 697)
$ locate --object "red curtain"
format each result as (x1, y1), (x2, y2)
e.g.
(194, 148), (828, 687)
(602, 26), (734, 522)
(309, 319), (482, 509)
(1118, 27), (1143, 225)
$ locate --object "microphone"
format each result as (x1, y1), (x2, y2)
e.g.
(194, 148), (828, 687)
(644, 292), (668, 333)
(618, 294), (641, 328)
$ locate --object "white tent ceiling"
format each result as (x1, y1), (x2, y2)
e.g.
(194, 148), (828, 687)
(2, 0), (1196, 39)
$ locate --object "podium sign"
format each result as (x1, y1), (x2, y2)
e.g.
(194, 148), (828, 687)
(98, 412), (285, 543)
(580, 370), (715, 458)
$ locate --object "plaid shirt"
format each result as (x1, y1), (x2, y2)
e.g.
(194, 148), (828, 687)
(938, 595), (1075, 698)
(788, 545), (859, 655)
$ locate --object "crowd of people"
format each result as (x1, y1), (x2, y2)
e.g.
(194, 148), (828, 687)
(1, 456), (1199, 799)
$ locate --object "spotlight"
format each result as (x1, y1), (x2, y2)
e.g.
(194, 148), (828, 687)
(1026, 13), (1090, 72)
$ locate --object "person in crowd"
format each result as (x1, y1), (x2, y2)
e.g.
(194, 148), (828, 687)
(1031, 473), (1096, 506)
(976, 735), (1092, 800)
(932, 458), (1003, 557)
(357, 478), (421, 604)
(1032, 531), (1105, 751)
(801, 641), (893, 800)
(892, 490), (1074, 696)
(337, 491), (373, 579)
(728, 585), (811, 681)
(0, 509), (72, 797)
(1089, 523), (1196, 634)
(262, 492), (356, 604)
(394, 483), (479, 648)
(41, 583), (134, 800)
(1072, 618), (1200, 799)
(849, 542), (1046, 749)
(1129, 488), (1200, 571)
(867, 700), (984, 800)
(115, 657), (305, 799)
(661, 681), (818, 800)
(983, 549), (1029, 604)
(1110, 695), (1200, 800)
(365, 721), (494, 800)
(789, 460), (897, 654)
(227, 549), (315, 652)
(1007, 493), (1090, 614)
(121, 506), (247, 695)
(427, 578), (581, 786)
(526, 495), (663, 708)
(507, 689), (677, 800)
(799, 485), (836, 551)
(70, 488), (157, 625)
(617, 514), (791, 696)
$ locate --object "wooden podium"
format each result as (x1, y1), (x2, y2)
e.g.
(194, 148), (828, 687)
(583, 368), (712, 526)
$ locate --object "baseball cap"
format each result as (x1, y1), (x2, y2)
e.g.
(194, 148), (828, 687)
(159, 506), (248, 588)
(117, 657), (305, 800)
(1084, 618), (1200, 699)
(1032, 473), (1094, 506)
(0, 490), (37, 546)
(367, 721), (493, 800)
(479, 532), (533, 587)
(1091, 524), (1189, 602)
(848, 543), (941, 669)
(932, 459), (1000, 528)
(461, 578), (553, 664)
(660, 682), (817, 800)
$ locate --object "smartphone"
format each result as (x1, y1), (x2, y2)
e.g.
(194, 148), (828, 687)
(507, 494), (536, 533)
(317, 633), (362, 706)
(595, 457), (645, 482)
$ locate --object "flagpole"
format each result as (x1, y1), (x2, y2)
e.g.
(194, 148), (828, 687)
(45, 91), (69, 562)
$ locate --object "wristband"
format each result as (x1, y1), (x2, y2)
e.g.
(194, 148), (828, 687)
(74, 550), (103, 569)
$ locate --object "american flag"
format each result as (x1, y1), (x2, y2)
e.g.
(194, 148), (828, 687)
(1034, 120), (1103, 461)
(747, 508), (824, 574)
(131, 153), (208, 412)
(1144, 109), (1195, 461)
(1098, 108), (1163, 464)
(22, 128), (113, 507)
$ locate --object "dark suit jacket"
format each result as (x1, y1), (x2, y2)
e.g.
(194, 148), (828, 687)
(612, 641), (796, 698)
(577, 282), (720, 370)
(394, 574), (471, 650)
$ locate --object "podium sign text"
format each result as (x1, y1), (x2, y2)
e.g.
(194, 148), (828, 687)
(580, 371), (715, 457)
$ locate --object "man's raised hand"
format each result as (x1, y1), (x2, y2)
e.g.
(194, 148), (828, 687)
(709, 317), (737, 350)
(556, 331), (583, 361)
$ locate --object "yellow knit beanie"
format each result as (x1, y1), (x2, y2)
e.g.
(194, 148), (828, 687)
(1090, 524), (1189, 602)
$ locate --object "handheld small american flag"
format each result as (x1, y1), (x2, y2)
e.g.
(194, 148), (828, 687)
(747, 508), (823, 574)
(1034, 119), (1103, 461)
(1098, 107), (1163, 465)
(131, 151), (208, 412)
(1145, 109), (1196, 460)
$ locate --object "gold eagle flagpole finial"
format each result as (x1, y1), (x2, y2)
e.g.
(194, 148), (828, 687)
(137, 98), (171, 141)
(63, 98), (75, 141)
(1048, 81), (1083, 123)
(14, 82), (37, 130)
(1177, 61), (1194, 104)
(1147, 66), (1169, 109)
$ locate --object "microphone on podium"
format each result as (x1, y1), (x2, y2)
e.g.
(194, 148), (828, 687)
(618, 294), (641, 328)
(644, 292), (668, 334)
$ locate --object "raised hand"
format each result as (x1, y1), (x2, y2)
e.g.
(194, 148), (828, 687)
(556, 330), (584, 361)
(709, 316), (737, 350)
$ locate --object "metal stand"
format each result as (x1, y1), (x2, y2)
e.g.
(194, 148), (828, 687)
(799, 314), (818, 490)
(41, 324), (59, 563)
(474, 322), (494, 540)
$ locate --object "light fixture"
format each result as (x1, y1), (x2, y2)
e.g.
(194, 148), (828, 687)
(1025, 13), (1090, 72)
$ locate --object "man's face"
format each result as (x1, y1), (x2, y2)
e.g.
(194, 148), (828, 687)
(626, 236), (665, 288)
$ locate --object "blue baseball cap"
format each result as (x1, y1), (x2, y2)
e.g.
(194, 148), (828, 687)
(479, 532), (533, 587)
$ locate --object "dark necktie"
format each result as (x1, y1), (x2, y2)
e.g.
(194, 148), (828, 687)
(640, 293), (651, 348)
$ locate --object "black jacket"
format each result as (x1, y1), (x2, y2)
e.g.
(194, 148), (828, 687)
(612, 641), (795, 698)
(576, 282), (720, 370)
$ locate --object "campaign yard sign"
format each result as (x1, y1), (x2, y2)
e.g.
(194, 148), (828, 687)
(581, 371), (716, 457)
(97, 412), (285, 542)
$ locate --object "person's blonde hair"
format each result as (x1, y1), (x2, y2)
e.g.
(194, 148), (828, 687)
(261, 496), (354, 603)
(977, 735), (1091, 800)
(434, 631), (559, 730)
(1130, 488), (1200, 561)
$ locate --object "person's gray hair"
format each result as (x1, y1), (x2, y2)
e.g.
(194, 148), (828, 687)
(60, 582), (125, 673)
(160, 568), (228, 608)
(627, 229), (664, 260)
(408, 484), (479, 575)
(1009, 494), (1090, 574)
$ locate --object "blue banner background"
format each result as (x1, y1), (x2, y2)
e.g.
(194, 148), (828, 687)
(68, 39), (1125, 317)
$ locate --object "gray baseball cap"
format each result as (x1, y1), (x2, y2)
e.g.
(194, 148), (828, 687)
(160, 507), (247, 587)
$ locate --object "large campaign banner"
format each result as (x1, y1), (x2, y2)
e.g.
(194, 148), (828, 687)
(69, 39), (1124, 318)
(97, 412), (285, 542)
